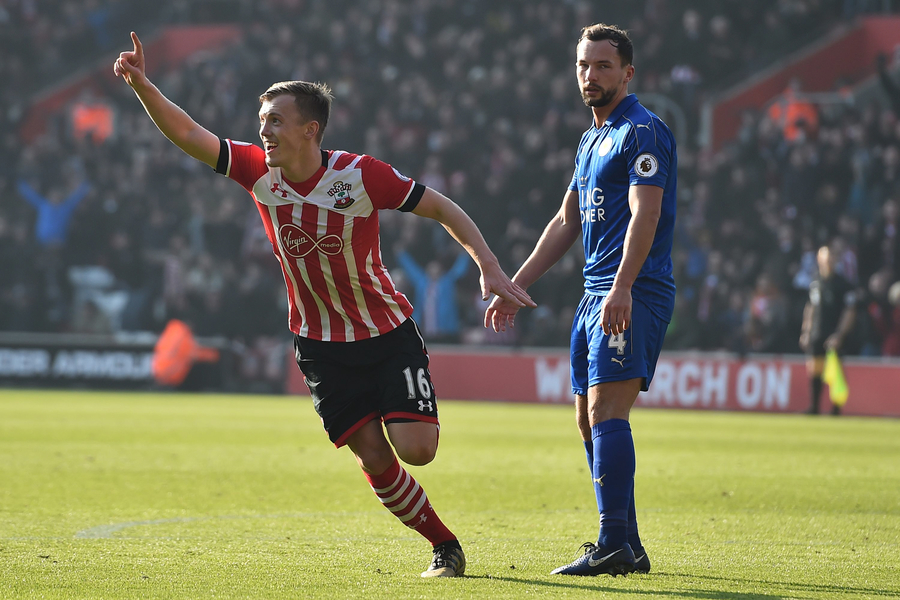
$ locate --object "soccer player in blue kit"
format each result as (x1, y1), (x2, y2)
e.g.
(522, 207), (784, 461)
(486, 23), (676, 576)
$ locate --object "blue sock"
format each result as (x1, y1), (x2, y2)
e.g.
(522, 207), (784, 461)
(589, 438), (641, 549)
(591, 419), (634, 550)
(583, 440), (601, 513)
(628, 480), (643, 552)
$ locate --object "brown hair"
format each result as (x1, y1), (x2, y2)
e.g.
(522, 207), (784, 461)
(577, 23), (633, 66)
(259, 81), (333, 144)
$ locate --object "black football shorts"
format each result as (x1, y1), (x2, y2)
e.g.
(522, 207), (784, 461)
(293, 318), (439, 447)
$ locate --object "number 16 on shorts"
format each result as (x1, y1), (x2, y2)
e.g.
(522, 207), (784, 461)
(403, 366), (435, 411)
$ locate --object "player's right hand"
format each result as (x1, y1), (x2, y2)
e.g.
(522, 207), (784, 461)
(113, 32), (147, 88)
(484, 295), (524, 333)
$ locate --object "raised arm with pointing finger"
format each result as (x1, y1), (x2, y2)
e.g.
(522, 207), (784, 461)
(114, 32), (220, 167)
(114, 31), (533, 579)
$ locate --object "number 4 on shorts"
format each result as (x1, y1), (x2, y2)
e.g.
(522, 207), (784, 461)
(608, 333), (626, 355)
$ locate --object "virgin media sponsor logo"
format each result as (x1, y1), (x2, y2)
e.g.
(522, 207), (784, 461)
(278, 223), (344, 258)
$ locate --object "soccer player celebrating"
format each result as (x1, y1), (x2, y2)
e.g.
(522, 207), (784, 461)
(486, 23), (676, 576)
(114, 32), (534, 577)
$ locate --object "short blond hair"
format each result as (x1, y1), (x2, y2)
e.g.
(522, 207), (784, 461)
(260, 81), (333, 144)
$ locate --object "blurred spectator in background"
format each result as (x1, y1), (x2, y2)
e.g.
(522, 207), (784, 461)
(746, 273), (789, 353)
(71, 90), (115, 145)
(857, 268), (894, 355)
(799, 245), (858, 415)
(767, 79), (819, 143)
(876, 51), (900, 118)
(17, 178), (91, 248)
(70, 297), (113, 335)
(396, 247), (470, 343)
(882, 281), (900, 355)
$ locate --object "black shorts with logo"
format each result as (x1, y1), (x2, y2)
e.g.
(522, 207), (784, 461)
(293, 318), (438, 447)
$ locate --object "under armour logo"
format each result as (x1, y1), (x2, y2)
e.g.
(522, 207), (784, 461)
(270, 182), (289, 198)
(610, 357), (626, 368)
(409, 513), (428, 529)
(418, 400), (434, 412)
(593, 474), (605, 487)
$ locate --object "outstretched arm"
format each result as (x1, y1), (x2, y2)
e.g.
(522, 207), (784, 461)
(411, 187), (535, 309)
(396, 250), (428, 285)
(485, 189), (581, 332)
(16, 180), (47, 209)
(62, 181), (92, 210)
(445, 250), (470, 282)
(113, 32), (220, 168)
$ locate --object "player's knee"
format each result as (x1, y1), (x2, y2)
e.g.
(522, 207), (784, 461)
(576, 411), (591, 441)
(355, 447), (396, 475)
(574, 394), (591, 440)
(396, 442), (437, 466)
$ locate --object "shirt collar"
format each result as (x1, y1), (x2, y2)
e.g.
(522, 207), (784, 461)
(597, 93), (639, 128)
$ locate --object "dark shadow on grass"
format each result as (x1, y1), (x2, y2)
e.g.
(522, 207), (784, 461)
(465, 574), (779, 599)
(667, 572), (900, 598)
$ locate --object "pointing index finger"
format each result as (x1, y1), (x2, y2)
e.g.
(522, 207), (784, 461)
(131, 31), (143, 57)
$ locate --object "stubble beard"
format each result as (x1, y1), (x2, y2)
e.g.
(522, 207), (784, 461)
(582, 85), (619, 108)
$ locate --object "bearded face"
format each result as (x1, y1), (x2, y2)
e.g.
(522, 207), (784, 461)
(576, 39), (633, 111)
(581, 84), (620, 108)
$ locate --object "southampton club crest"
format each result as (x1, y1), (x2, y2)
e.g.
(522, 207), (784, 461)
(327, 180), (355, 209)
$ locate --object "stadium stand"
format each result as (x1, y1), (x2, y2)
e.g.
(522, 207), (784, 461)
(4, 0), (900, 391)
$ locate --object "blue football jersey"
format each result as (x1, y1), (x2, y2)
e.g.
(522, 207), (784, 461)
(568, 94), (677, 321)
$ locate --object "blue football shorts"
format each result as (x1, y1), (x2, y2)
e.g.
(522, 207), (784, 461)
(570, 293), (667, 395)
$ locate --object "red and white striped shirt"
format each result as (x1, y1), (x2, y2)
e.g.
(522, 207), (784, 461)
(217, 139), (424, 342)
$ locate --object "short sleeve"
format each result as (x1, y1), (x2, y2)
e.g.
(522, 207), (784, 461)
(625, 120), (675, 188)
(568, 133), (587, 192)
(359, 155), (424, 211)
(215, 139), (268, 193)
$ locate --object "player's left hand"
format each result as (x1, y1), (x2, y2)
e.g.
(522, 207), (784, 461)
(600, 285), (631, 336)
(824, 334), (841, 351)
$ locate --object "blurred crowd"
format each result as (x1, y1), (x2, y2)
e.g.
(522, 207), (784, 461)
(3, 0), (900, 391)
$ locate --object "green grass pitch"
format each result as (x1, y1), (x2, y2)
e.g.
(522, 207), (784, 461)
(1, 389), (898, 599)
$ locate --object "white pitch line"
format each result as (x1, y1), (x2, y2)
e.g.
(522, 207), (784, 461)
(73, 512), (371, 539)
(73, 507), (674, 540)
(75, 517), (203, 538)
